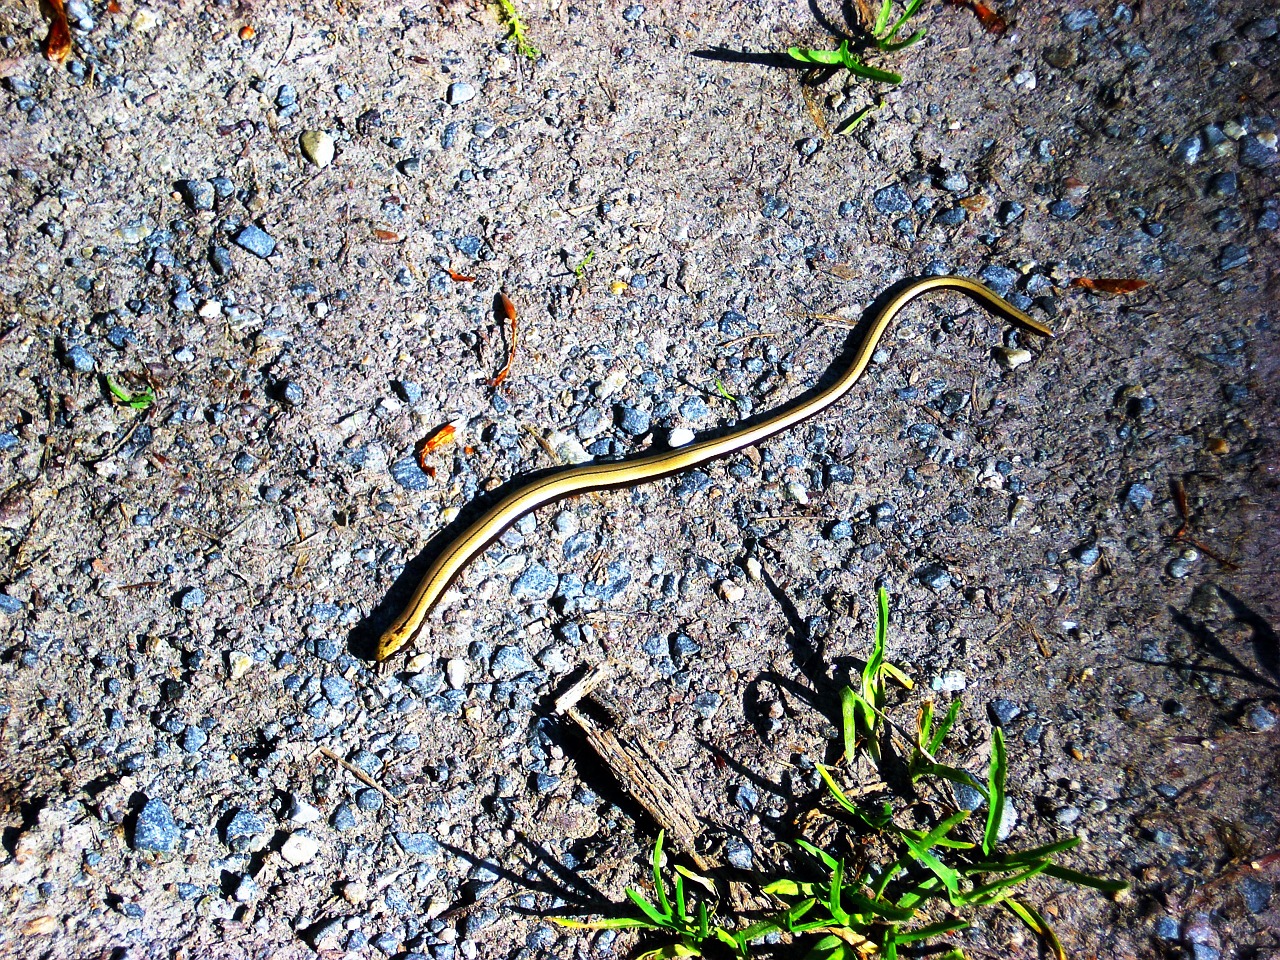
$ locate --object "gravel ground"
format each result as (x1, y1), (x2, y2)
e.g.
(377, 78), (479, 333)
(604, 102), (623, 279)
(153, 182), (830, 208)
(1, 0), (1278, 957)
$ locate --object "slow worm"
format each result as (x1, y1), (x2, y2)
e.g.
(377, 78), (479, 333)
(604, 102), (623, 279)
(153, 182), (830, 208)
(374, 276), (1053, 661)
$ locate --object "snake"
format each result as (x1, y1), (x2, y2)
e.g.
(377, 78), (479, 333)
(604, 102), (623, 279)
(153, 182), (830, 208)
(374, 276), (1054, 662)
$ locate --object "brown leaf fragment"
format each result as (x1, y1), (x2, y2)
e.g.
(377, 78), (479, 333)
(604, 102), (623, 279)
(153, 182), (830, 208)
(446, 268), (475, 282)
(43, 0), (73, 64)
(945, 0), (1007, 34)
(415, 424), (456, 470)
(372, 228), (403, 243)
(958, 194), (990, 212)
(1070, 277), (1149, 294)
(488, 292), (518, 389)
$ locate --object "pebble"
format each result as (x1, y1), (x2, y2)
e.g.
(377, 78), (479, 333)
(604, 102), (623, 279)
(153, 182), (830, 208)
(289, 797), (321, 824)
(988, 699), (1022, 726)
(490, 645), (533, 680)
(234, 224), (277, 258)
(1218, 245), (1249, 271)
(917, 564), (951, 591)
(132, 798), (178, 853)
(180, 179), (214, 211)
(1062, 9), (1098, 31)
(1124, 482), (1153, 511)
(1172, 136), (1202, 166)
(511, 563), (558, 602)
(278, 380), (305, 407)
(693, 691), (723, 719)
(978, 265), (1018, 296)
(717, 580), (745, 603)
(224, 810), (268, 853)
(994, 347), (1032, 370)
(446, 658), (469, 689)
(62, 344), (95, 373)
(622, 3), (644, 22)
(931, 670), (967, 693)
(396, 832), (442, 859)
(1245, 705), (1277, 732)
(1167, 549), (1199, 578)
(668, 427), (696, 447)
(228, 651), (252, 679)
(446, 82), (477, 106)
(725, 837), (754, 869)
(0, 594), (21, 615)
(300, 130), (335, 168)
(1239, 136), (1277, 170)
(280, 832), (321, 865)
(390, 456), (433, 491)
(872, 184), (911, 215)
(331, 804), (357, 831)
(176, 586), (205, 610)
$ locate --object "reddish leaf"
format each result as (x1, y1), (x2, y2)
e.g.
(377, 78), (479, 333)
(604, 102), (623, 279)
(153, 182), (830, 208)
(107, 0), (121, 12)
(945, 0), (1007, 34)
(489, 292), (518, 389)
(44, 0), (72, 64)
(1070, 277), (1149, 294)
(415, 424), (457, 470)
(372, 228), (403, 243)
(446, 268), (476, 282)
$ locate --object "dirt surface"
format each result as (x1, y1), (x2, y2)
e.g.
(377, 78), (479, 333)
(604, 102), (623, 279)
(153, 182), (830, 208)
(0, 0), (1278, 957)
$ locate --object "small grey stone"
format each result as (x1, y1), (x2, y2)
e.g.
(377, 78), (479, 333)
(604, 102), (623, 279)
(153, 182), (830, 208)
(397, 157), (421, 177)
(1208, 172), (1238, 198)
(680, 396), (710, 421)
(1240, 17), (1278, 40)
(997, 200), (1025, 225)
(939, 171), (969, 193)
(179, 725), (207, 753)
(209, 245), (233, 276)
(1062, 9), (1098, 31)
(331, 803), (357, 831)
(223, 810), (267, 852)
(1168, 556), (1196, 578)
(355, 788), (383, 813)
(511, 563), (557, 602)
(1125, 482), (1153, 511)
(616, 405), (651, 436)
(1219, 245), (1249, 271)
(978, 265), (1019, 296)
(490, 645), (533, 680)
(1073, 542), (1101, 566)
(322, 675), (354, 706)
(1245, 705), (1277, 732)
(277, 380), (305, 407)
(1172, 136), (1202, 165)
(62, 344), (95, 373)
(390, 456), (433, 492)
(1239, 136), (1278, 170)
(132, 798), (178, 852)
(234, 224), (277, 258)
(673, 471), (713, 501)
(176, 587), (206, 611)
(988, 699), (1022, 726)
(446, 81), (476, 106)
(693, 691), (723, 719)
(180, 179), (214, 212)
(953, 782), (984, 811)
(232, 452), (256, 473)
(396, 831), (441, 859)
(210, 176), (234, 200)
(1054, 806), (1082, 826)
(917, 564), (951, 591)
(0, 594), (22, 615)
(622, 3), (644, 22)
(1239, 877), (1272, 914)
(872, 184), (911, 214)
(725, 837), (754, 869)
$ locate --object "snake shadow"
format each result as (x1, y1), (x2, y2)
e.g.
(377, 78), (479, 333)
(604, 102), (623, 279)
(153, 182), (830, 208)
(349, 277), (957, 663)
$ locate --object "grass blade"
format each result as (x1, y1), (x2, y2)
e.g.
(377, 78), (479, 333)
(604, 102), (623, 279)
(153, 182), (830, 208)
(895, 917), (970, 943)
(626, 887), (672, 929)
(1004, 898), (1066, 960)
(788, 45), (843, 65)
(553, 917), (653, 929)
(901, 832), (961, 894)
(652, 831), (670, 917)
(1042, 863), (1130, 894)
(982, 728), (1007, 857)
(928, 700), (962, 754)
(874, 0), (892, 35)
(840, 686), (858, 762)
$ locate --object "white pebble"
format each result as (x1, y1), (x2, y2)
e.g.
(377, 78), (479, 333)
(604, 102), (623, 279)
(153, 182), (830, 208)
(717, 580), (745, 603)
(446, 658), (469, 690)
(668, 427), (695, 447)
(745, 557), (762, 581)
(930, 670), (967, 693)
(594, 370), (628, 400)
(228, 651), (253, 680)
(197, 300), (222, 319)
(995, 347), (1033, 370)
(280, 833), (321, 865)
(300, 130), (335, 168)
(446, 81), (477, 105)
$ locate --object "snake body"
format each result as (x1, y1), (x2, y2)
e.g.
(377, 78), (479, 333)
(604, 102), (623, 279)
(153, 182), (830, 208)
(374, 276), (1053, 662)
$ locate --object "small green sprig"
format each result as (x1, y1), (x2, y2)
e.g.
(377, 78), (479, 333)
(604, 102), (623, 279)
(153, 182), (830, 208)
(495, 0), (539, 60)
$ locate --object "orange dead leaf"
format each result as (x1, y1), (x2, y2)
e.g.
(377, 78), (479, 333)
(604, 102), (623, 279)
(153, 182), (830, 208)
(489, 292), (518, 389)
(372, 228), (403, 243)
(945, 0), (1007, 34)
(415, 424), (457, 470)
(958, 194), (989, 212)
(238, 24), (256, 40)
(43, 0), (72, 64)
(446, 268), (476, 282)
(107, 0), (121, 12)
(1070, 277), (1149, 295)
